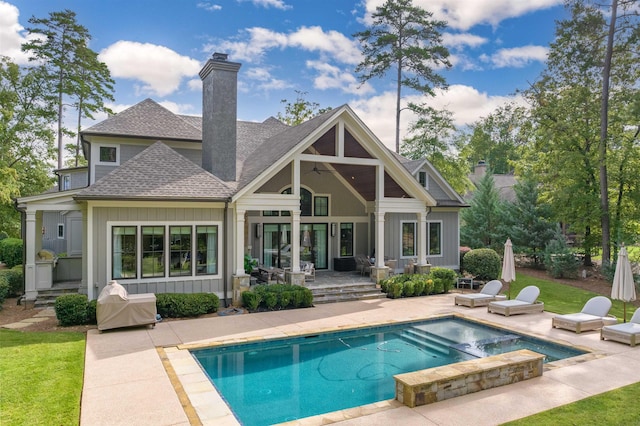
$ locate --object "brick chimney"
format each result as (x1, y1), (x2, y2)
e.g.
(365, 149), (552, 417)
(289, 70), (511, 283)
(199, 53), (241, 181)
(474, 160), (487, 177)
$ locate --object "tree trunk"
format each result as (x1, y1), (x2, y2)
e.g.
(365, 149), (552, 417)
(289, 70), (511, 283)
(395, 60), (402, 153)
(598, 0), (617, 265)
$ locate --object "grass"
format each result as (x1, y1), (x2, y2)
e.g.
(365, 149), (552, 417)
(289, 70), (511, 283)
(0, 330), (86, 426)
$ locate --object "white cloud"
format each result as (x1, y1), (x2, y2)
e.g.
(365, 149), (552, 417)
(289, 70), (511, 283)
(99, 41), (201, 97)
(0, 1), (35, 64)
(442, 32), (487, 50)
(351, 85), (525, 150)
(196, 2), (222, 12)
(241, 0), (292, 10)
(245, 66), (292, 91)
(361, 0), (562, 31)
(158, 100), (197, 115)
(288, 26), (362, 65)
(483, 45), (549, 68)
(187, 78), (202, 91)
(306, 60), (373, 95)
(210, 27), (288, 63)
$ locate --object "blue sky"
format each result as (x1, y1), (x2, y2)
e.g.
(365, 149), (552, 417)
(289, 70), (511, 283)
(1, 0), (568, 152)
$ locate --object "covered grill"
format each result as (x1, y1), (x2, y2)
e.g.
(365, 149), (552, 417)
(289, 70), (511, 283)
(96, 280), (157, 331)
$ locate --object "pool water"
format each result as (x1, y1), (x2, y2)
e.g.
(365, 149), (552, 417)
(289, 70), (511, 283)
(191, 317), (584, 425)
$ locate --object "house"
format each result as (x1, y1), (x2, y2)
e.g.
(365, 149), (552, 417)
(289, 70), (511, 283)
(465, 160), (517, 202)
(16, 53), (466, 305)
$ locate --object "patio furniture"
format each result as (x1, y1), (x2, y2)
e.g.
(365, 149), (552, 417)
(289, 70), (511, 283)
(385, 259), (397, 276)
(355, 255), (371, 276)
(487, 285), (544, 316)
(552, 296), (617, 333)
(303, 262), (315, 282)
(454, 280), (503, 308)
(96, 280), (157, 332)
(600, 307), (640, 346)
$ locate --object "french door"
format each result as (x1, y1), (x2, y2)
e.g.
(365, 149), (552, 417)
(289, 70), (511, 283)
(263, 223), (328, 269)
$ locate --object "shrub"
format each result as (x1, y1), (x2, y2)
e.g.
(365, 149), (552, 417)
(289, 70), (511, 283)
(413, 279), (425, 296)
(279, 291), (293, 308)
(402, 281), (415, 297)
(463, 248), (501, 280)
(0, 238), (23, 268)
(155, 293), (219, 318)
(544, 238), (580, 279)
(459, 246), (471, 273)
(264, 292), (278, 310)
(388, 282), (403, 299)
(0, 231), (8, 241)
(242, 291), (261, 311)
(243, 284), (313, 311)
(0, 276), (9, 308)
(0, 267), (23, 297)
(55, 294), (89, 326)
(87, 299), (97, 324)
(430, 267), (456, 293)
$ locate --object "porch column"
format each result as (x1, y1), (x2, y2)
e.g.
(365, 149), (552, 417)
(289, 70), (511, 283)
(291, 210), (301, 273)
(235, 208), (247, 276)
(417, 211), (428, 265)
(24, 210), (37, 300)
(374, 211), (385, 268)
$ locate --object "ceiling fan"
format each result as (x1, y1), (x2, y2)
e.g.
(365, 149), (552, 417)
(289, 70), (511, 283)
(307, 162), (332, 175)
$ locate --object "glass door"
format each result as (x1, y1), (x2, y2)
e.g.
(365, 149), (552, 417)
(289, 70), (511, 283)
(263, 224), (291, 268)
(300, 223), (327, 269)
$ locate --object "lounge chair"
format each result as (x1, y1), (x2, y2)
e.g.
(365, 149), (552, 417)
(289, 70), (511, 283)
(454, 280), (503, 308)
(601, 308), (640, 346)
(552, 296), (617, 333)
(487, 285), (544, 316)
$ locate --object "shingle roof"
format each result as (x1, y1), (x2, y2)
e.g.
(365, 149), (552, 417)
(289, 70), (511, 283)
(83, 99), (201, 141)
(75, 142), (234, 200)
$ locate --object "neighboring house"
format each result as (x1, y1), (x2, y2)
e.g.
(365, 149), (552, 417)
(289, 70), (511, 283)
(465, 160), (517, 203)
(16, 53), (466, 304)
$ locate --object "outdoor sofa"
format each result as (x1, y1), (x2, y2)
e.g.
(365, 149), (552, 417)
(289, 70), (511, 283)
(454, 280), (503, 308)
(487, 285), (544, 316)
(600, 307), (640, 346)
(552, 296), (617, 333)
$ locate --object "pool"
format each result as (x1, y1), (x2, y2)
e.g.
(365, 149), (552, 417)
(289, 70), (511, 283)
(191, 316), (585, 425)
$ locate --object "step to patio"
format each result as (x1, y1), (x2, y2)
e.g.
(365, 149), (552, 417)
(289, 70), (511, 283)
(309, 283), (387, 304)
(35, 283), (80, 307)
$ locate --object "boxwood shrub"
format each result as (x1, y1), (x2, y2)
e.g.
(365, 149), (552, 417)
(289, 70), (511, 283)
(55, 294), (89, 326)
(430, 267), (456, 293)
(0, 266), (23, 297)
(380, 270), (455, 299)
(0, 275), (9, 308)
(0, 238), (23, 268)
(242, 284), (313, 311)
(463, 248), (501, 280)
(155, 293), (220, 318)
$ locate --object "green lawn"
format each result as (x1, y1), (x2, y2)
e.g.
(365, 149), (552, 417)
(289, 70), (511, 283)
(0, 330), (85, 426)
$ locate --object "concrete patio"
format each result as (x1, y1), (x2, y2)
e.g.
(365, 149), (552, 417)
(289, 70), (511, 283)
(81, 292), (640, 426)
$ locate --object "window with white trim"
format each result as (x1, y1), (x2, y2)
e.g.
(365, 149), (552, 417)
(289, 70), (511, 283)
(427, 221), (442, 256)
(113, 226), (137, 279)
(418, 171), (427, 188)
(62, 175), (71, 190)
(401, 221), (416, 257)
(57, 224), (65, 239)
(99, 146), (117, 163)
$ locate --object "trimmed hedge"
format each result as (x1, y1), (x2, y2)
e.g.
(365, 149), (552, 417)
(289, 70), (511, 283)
(155, 293), (220, 318)
(0, 238), (22, 268)
(0, 267), (23, 297)
(463, 248), (501, 280)
(242, 284), (313, 311)
(55, 294), (89, 326)
(380, 271), (454, 299)
(0, 275), (9, 308)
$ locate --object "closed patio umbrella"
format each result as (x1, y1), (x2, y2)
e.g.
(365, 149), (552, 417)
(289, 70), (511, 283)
(611, 245), (636, 322)
(501, 238), (516, 299)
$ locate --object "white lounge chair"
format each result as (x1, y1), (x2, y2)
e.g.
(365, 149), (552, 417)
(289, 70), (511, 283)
(552, 296), (617, 333)
(601, 307), (640, 347)
(454, 280), (503, 308)
(487, 285), (544, 316)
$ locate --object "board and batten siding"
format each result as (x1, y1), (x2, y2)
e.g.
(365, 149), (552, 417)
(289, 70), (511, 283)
(91, 206), (226, 298)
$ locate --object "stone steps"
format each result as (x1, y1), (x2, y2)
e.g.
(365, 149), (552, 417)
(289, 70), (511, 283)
(35, 283), (80, 307)
(309, 283), (387, 304)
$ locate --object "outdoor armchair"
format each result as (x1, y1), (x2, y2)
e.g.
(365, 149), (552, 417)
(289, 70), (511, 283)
(454, 280), (503, 308)
(487, 285), (544, 316)
(552, 296), (617, 333)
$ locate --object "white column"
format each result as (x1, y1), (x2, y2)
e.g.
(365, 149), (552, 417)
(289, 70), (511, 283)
(417, 211), (428, 265)
(85, 204), (94, 300)
(235, 209), (246, 275)
(24, 210), (37, 300)
(375, 211), (385, 268)
(291, 210), (301, 272)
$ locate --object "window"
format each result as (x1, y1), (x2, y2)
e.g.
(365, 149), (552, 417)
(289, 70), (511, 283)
(401, 222), (416, 257)
(62, 175), (71, 191)
(300, 188), (312, 216)
(113, 226), (137, 279)
(142, 227), (164, 278)
(314, 196), (328, 216)
(99, 146), (117, 163)
(196, 226), (218, 275)
(340, 223), (353, 257)
(428, 222), (442, 255)
(57, 224), (64, 239)
(418, 171), (427, 187)
(170, 226), (191, 277)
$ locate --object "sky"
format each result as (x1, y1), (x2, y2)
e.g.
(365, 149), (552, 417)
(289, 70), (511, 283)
(1, 0), (569, 153)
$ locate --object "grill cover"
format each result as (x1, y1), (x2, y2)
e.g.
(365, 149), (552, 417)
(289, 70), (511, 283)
(96, 280), (157, 331)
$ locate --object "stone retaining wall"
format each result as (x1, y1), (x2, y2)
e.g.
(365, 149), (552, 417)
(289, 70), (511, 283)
(394, 349), (544, 407)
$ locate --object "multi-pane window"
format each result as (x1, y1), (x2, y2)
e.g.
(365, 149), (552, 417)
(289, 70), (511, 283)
(401, 222), (416, 257)
(112, 224), (218, 279)
(57, 224), (64, 239)
(99, 146), (117, 162)
(418, 171), (427, 187)
(196, 226), (218, 275)
(170, 226), (192, 277)
(428, 222), (442, 255)
(142, 226), (164, 278)
(340, 223), (353, 257)
(113, 226), (137, 279)
(314, 196), (328, 216)
(262, 187), (328, 217)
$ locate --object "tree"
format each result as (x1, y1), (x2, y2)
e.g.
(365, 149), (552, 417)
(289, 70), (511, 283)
(400, 104), (472, 194)
(354, 0), (451, 153)
(0, 56), (56, 235)
(276, 90), (331, 126)
(22, 9), (114, 170)
(460, 172), (505, 250)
